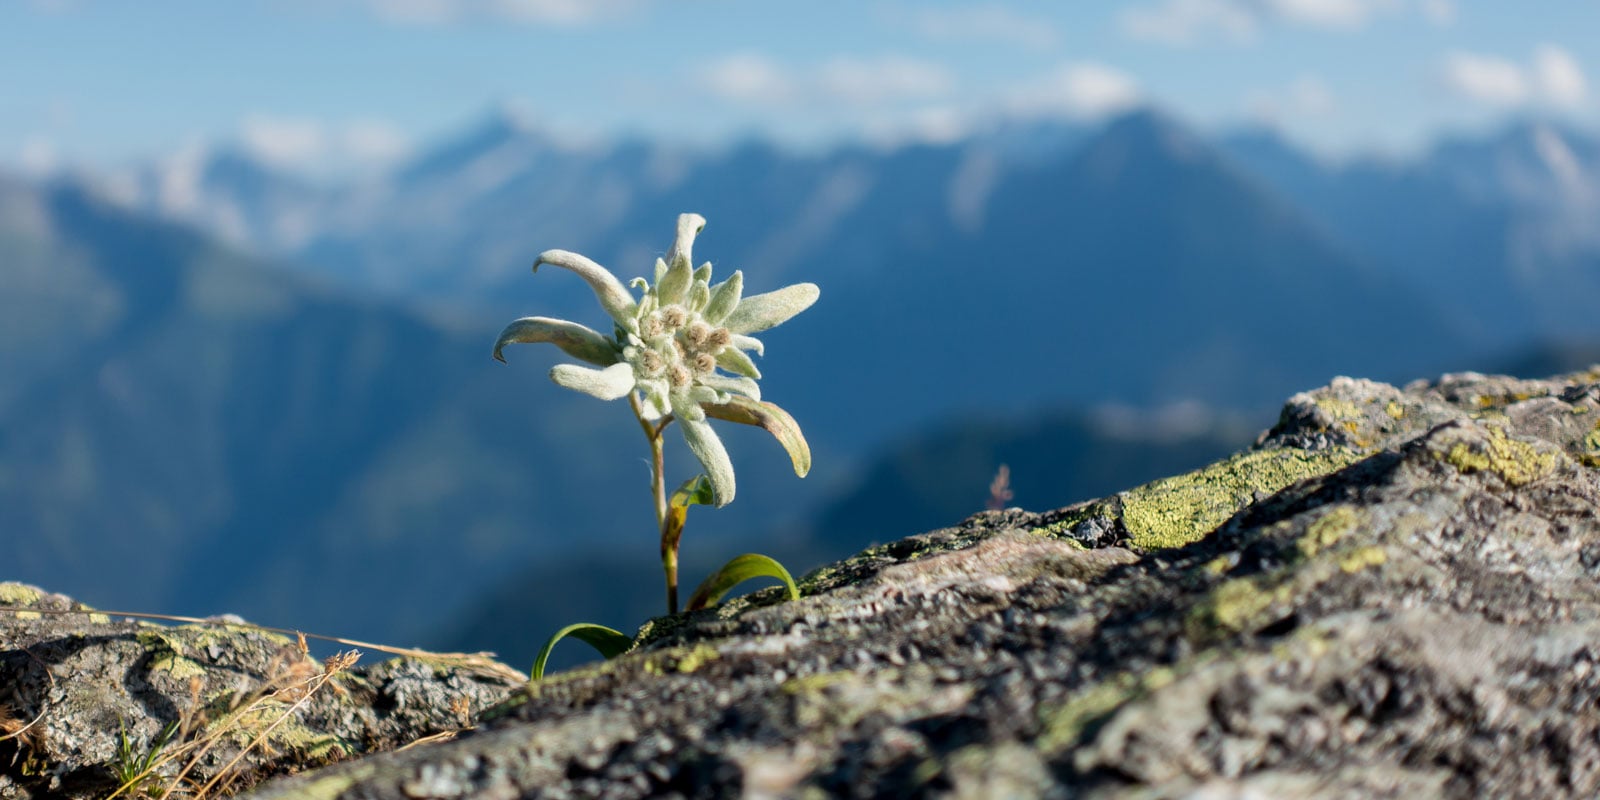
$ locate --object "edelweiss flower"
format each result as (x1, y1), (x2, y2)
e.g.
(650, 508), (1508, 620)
(494, 213), (818, 506)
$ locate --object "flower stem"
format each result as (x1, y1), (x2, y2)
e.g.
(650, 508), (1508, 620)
(632, 394), (678, 614)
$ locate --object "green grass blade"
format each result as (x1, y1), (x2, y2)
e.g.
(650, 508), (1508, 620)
(530, 623), (633, 681)
(685, 553), (801, 612)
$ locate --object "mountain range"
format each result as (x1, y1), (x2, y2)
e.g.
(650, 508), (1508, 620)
(6, 105), (1598, 658)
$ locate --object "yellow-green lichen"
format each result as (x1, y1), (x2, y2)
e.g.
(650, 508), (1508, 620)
(1442, 426), (1558, 487)
(781, 670), (859, 695)
(0, 583), (43, 606)
(1299, 505), (1363, 559)
(1316, 397), (1364, 421)
(1119, 447), (1363, 551)
(1028, 502), (1111, 539)
(640, 644), (721, 675)
(1339, 546), (1388, 573)
(782, 665), (971, 733)
(1194, 577), (1291, 633)
(1037, 663), (1193, 754)
(1385, 401), (1405, 420)
(1038, 677), (1139, 753)
(136, 630), (210, 680)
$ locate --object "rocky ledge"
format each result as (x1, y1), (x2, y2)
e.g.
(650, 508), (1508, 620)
(7, 367), (1600, 799)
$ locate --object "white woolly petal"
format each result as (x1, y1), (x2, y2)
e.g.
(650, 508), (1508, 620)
(680, 416), (736, 507)
(548, 362), (636, 401)
(534, 250), (638, 327)
(722, 283), (819, 335)
(668, 213), (707, 268)
(703, 270), (743, 325)
(729, 334), (764, 357)
(698, 375), (760, 402)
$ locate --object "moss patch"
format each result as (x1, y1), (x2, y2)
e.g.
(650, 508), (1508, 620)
(1120, 448), (1362, 551)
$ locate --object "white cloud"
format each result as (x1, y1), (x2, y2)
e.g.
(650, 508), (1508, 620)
(1419, 0), (1455, 26)
(1440, 52), (1529, 106)
(862, 105), (972, 149)
(1262, 0), (1395, 29)
(1123, 0), (1440, 44)
(357, 0), (637, 25)
(1121, 0), (1258, 45)
(1440, 46), (1588, 110)
(1534, 45), (1587, 109)
(697, 53), (797, 105)
(239, 115), (328, 165)
(817, 57), (953, 105)
(697, 54), (953, 109)
(340, 120), (412, 163)
(237, 115), (411, 169)
(18, 137), (59, 175)
(1005, 63), (1143, 120)
(908, 6), (1061, 51)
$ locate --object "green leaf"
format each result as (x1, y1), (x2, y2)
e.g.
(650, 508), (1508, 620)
(685, 553), (800, 611)
(662, 475), (714, 557)
(531, 623), (633, 681)
(671, 475), (715, 509)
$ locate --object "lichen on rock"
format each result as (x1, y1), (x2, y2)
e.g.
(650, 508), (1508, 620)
(11, 365), (1600, 799)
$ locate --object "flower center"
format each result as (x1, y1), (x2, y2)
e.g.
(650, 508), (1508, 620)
(629, 303), (732, 388)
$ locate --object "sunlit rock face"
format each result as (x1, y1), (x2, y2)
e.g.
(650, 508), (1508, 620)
(9, 365), (1600, 798)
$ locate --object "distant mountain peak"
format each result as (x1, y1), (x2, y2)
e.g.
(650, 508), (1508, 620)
(1069, 108), (1219, 183)
(396, 105), (564, 185)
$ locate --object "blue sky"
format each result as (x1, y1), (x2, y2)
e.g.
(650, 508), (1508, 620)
(2, 0), (1596, 174)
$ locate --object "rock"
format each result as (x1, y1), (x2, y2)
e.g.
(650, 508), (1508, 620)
(12, 365), (1600, 799)
(0, 585), (522, 798)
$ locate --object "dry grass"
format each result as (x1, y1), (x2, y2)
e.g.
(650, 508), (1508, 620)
(104, 633), (361, 800)
(1, 603), (522, 799)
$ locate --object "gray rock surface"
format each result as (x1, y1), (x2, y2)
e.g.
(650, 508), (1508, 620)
(11, 367), (1600, 798)
(0, 587), (522, 798)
